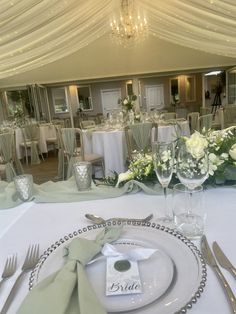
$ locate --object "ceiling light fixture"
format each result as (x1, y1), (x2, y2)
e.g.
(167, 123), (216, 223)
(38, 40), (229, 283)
(110, 0), (148, 48)
(204, 70), (222, 76)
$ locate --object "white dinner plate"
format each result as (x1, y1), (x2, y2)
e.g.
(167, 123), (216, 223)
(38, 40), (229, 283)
(29, 222), (206, 314)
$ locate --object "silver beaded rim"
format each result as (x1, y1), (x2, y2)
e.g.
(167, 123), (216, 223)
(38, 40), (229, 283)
(29, 221), (207, 314)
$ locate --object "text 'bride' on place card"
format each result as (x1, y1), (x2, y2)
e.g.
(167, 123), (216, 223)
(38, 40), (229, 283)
(105, 256), (142, 296)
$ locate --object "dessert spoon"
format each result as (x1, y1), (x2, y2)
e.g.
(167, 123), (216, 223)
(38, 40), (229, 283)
(85, 213), (153, 224)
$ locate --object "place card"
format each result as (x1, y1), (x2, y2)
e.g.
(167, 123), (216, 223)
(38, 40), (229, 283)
(105, 256), (142, 296)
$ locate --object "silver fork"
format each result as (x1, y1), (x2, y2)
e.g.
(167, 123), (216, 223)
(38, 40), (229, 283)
(0, 255), (17, 289)
(1, 244), (39, 314)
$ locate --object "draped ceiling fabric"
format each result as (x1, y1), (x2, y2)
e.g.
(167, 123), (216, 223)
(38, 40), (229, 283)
(0, 0), (236, 80)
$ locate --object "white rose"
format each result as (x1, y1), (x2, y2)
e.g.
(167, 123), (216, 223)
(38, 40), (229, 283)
(220, 153), (228, 160)
(185, 132), (208, 159)
(208, 153), (220, 176)
(123, 99), (128, 105)
(116, 171), (134, 187)
(209, 153), (224, 166)
(161, 150), (171, 162)
(229, 143), (236, 160)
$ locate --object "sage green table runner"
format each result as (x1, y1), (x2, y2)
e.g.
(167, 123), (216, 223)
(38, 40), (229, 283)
(0, 179), (163, 210)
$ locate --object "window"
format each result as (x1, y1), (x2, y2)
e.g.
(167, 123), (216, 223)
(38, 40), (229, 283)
(51, 87), (69, 113)
(76, 85), (93, 111)
(145, 85), (164, 111)
(101, 88), (121, 115)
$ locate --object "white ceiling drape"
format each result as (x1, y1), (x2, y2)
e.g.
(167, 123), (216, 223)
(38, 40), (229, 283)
(0, 0), (118, 79)
(0, 0), (235, 80)
(139, 0), (236, 57)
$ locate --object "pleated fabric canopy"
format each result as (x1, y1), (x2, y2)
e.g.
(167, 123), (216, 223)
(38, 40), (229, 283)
(0, 0), (236, 79)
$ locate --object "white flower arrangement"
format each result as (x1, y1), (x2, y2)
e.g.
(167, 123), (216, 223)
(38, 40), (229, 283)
(115, 127), (236, 186)
(118, 95), (137, 111)
(9, 105), (26, 127)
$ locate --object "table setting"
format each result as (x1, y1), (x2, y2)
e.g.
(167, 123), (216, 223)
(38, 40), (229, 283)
(0, 128), (236, 313)
(0, 186), (236, 314)
(82, 113), (190, 177)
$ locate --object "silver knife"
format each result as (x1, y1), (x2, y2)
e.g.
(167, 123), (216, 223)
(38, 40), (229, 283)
(201, 235), (236, 314)
(213, 241), (236, 280)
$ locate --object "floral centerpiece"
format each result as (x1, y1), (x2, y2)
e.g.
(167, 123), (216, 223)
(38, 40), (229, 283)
(118, 94), (137, 112)
(9, 105), (26, 127)
(115, 126), (236, 186)
(206, 126), (236, 183)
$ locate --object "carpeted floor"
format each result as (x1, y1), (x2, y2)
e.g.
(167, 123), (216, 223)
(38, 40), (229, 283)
(22, 151), (58, 184)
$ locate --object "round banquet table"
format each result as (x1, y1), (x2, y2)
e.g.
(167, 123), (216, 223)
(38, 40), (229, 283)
(0, 186), (235, 314)
(157, 120), (190, 142)
(82, 129), (128, 176)
(15, 124), (56, 159)
(82, 122), (190, 176)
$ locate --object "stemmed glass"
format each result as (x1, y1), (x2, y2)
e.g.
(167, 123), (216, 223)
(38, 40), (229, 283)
(176, 140), (209, 237)
(152, 141), (175, 224)
(176, 140), (209, 192)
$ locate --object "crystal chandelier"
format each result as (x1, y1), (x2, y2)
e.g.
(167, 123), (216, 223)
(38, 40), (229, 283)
(110, 0), (148, 48)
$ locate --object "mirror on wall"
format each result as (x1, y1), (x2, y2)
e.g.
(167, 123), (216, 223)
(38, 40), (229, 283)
(185, 75), (196, 102)
(51, 87), (69, 114)
(76, 85), (92, 111)
(170, 77), (180, 104)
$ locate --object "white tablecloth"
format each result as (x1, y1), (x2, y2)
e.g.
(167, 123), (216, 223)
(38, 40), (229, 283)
(83, 122), (190, 176)
(158, 120), (190, 142)
(0, 187), (235, 313)
(15, 124), (56, 159)
(83, 129), (127, 176)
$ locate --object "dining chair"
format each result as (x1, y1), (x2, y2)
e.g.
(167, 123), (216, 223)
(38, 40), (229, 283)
(124, 122), (153, 160)
(63, 118), (71, 128)
(200, 107), (211, 116)
(198, 114), (213, 132)
(80, 120), (96, 129)
(44, 125), (58, 157)
(187, 112), (200, 133)
(96, 113), (105, 124)
(12, 130), (24, 176)
(161, 112), (177, 121)
(0, 132), (18, 182)
(218, 106), (236, 129)
(20, 124), (44, 165)
(52, 119), (65, 127)
(54, 125), (67, 180)
(46, 136), (57, 156)
(61, 128), (104, 179)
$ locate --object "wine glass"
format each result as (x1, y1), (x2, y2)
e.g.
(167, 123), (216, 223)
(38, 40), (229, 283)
(176, 140), (209, 238)
(176, 140), (209, 191)
(152, 141), (175, 225)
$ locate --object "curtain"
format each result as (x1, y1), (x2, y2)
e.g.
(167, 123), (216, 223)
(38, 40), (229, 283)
(0, 0), (235, 79)
(0, 0), (119, 79)
(139, 0), (236, 57)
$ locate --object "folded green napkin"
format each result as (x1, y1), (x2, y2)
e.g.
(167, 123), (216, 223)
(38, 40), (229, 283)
(17, 227), (122, 314)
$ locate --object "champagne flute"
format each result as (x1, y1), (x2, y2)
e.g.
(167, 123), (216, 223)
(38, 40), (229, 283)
(152, 141), (175, 224)
(176, 140), (209, 237)
(176, 140), (209, 192)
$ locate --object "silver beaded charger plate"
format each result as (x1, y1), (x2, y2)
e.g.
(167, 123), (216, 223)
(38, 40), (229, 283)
(29, 222), (207, 314)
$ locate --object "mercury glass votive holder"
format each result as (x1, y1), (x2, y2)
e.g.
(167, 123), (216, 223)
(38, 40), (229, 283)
(14, 174), (33, 201)
(73, 161), (92, 191)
